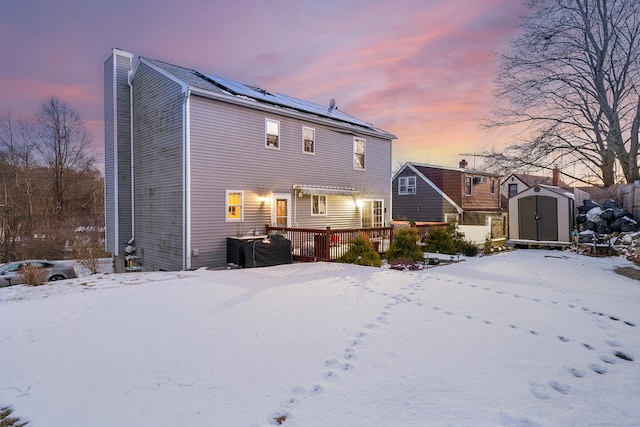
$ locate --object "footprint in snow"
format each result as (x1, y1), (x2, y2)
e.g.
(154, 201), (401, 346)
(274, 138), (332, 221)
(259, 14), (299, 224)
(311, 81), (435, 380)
(605, 339), (621, 347)
(309, 384), (324, 396)
(356, 331), (368, 338)
(565, 367), (586, 378)
(557, 336), (570, 342)
(614, 351), (634, 361)
(350, 339), (362, 347)
(322, 371), (338, 380)
(341, 363), (354, 372)
(529, 382), (552, 400)
(590, 364), (608, 375)
(600, 355), (617, 364)
(549, 380), (571, 394)
(583, 343), (595, 350)
(365, 323), (377, 329)
(324, 358), (339, 367)
(624, 320), (636, 327)
(291, 386), (306, 396)
(284, 397), (301, 408)
(529, 330), (540, 336)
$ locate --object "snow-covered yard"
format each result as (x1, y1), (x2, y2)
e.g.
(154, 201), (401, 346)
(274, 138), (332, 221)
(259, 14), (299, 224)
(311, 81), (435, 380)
(1, 250), (639, 426)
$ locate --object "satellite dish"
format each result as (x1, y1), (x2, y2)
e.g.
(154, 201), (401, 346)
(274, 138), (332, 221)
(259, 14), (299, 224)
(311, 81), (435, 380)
(328, 98), (336, 113)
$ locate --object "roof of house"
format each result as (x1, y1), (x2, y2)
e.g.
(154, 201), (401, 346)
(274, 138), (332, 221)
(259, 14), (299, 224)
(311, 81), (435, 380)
(503, 173), (567, 188)
(410, 162), (501, 178)
(139, 57), (396, 140)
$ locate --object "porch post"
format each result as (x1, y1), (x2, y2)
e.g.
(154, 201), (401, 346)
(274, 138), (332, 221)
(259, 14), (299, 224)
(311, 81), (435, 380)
(325, 227), (331, 262)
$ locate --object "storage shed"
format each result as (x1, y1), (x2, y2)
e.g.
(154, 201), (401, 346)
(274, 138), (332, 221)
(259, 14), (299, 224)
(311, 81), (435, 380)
(508, 185), (575, 246)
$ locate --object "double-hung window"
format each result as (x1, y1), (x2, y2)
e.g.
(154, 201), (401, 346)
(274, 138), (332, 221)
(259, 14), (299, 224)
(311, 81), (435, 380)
(226, 190), (244, 221)
(265, 119), (280, 149)
(311, 195), (327, 216)
(353, 137), (365, 170)
(398, 176), (416, 194)
(464, 176), (472, 196)
(303, 127), (315, 154)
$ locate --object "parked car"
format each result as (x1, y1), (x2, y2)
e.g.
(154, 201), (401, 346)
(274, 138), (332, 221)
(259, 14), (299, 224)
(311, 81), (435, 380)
(0, 260), (78, 287)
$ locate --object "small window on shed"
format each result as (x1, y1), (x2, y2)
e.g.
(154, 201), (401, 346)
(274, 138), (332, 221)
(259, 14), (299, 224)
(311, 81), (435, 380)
(353, 138), (365, 170)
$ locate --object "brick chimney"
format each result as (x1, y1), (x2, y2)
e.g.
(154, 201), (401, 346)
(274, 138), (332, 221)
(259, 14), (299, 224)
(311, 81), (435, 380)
(552, 166), (560, 187)
(459, 159), (468, 169)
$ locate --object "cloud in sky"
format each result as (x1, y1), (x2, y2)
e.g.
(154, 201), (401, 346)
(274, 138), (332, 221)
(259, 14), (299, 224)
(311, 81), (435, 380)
(0, 0), (526, 168)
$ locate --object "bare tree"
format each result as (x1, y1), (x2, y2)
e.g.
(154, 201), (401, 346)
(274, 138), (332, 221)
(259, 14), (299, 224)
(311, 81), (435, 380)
(36, 97), (95, 215)
(486, 0), (640, 187)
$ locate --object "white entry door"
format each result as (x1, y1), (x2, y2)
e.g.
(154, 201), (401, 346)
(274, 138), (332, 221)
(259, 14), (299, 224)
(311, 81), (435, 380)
(272, 193), (291, 227)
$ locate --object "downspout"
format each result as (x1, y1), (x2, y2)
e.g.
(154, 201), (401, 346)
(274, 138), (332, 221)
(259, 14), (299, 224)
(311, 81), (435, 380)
(128, 69), (135, 245)
(184, 90), (191, 270)
(111, 53), (120, 256)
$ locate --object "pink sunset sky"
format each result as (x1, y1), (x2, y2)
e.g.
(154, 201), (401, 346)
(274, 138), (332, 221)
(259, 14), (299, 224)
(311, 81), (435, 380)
(0, 0), (526, 169)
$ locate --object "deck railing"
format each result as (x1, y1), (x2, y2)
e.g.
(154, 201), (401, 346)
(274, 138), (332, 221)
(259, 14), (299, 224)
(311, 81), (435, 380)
(265, 225), (394, 262)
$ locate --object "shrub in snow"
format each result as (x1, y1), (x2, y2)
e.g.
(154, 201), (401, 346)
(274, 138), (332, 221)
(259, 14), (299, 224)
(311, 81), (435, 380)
(0, 405), (29, 427)
(337, 235), (382, 267)
(423, 227), (457, 255)
(386, 228), (424, 263)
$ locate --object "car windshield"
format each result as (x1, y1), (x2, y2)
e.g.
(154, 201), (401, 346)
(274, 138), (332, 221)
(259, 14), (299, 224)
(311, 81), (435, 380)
(0, 263), (18, 273)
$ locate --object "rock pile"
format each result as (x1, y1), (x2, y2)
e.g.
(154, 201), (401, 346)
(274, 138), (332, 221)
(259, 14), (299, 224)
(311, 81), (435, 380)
(575, 199), (640, 263)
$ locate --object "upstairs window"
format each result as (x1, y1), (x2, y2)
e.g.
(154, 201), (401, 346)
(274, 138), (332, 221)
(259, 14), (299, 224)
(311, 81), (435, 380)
(303, 127), (315, 154)
(226, 190), (244, 221)
(508, 183), (518, 197)
(311, 195), (327, 215)
(464, 176), (472, 196)
(398, 176), (416, 194)
(353, 137), (365, 170)
(490, 179), (496, 194)
(265, 119), (280, 149)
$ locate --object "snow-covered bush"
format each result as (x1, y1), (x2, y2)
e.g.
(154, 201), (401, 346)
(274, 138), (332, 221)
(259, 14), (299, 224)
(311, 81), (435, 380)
(337, 234), (382, 267)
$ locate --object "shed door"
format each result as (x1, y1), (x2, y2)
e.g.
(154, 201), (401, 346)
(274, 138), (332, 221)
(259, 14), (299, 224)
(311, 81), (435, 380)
(518, 195), (558, 241)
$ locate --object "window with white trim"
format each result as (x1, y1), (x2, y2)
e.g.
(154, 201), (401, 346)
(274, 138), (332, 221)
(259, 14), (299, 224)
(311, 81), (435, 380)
(398, 176), (416, 194)
(226, 190), (244, 221)
(464, 176), (472, 196)
(265, 119), (279, 149)
(362, 199), (383, 228)
(311, 194), (327, 216)
(303, 127), (315, 154)
(353, 137), (365, 170)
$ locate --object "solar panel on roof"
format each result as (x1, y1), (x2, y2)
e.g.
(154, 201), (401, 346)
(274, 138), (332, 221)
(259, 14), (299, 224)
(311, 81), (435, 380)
(204, 74), (372, 128)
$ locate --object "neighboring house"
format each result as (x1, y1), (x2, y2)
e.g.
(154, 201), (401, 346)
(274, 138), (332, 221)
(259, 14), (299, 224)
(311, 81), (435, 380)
(501, 168), (567, 200)
(104, 49), (396, 271)
(392, 160), (503, 228)
(508, 184), (576, 245)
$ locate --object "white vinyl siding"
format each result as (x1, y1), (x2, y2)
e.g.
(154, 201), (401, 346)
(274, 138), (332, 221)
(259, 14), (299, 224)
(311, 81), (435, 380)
(188, 95), (392, 267)
(130, 61), (185, 271)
